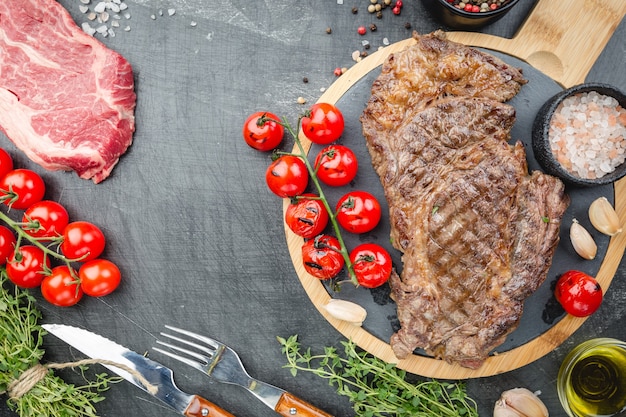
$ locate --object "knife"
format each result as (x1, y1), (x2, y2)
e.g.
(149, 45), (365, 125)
(42, 324), (235, 417)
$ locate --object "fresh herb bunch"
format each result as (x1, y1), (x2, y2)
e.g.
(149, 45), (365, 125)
(278, 335), (478, 417)
(0, 271), (117, 417)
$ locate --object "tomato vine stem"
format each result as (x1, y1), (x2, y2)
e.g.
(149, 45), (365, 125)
(270, 115), (358, 286)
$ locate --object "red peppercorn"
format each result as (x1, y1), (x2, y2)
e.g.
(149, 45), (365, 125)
(490, 3), (498, 9)
(357, 26), (366, 35)
(464, 4), (473, 11)
(471, 5), (480, 12)
(396, 0), (403, 7)
(392, 5), (401, 14)
(333, 67), (342, 77)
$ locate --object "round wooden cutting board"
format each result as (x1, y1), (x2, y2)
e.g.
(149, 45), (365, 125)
(284, 0), (626, 379)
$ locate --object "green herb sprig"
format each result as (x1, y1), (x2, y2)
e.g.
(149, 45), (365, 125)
(278, 335), (478, 417)
(0, 271), (118, 417)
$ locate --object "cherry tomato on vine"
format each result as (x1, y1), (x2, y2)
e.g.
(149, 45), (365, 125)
(0, 148), (14, 179)
(60, 221), (106, 262)
(301, 235), (345, 279)
(41, 265), (83, 307)
(265, 155), (308, 198)
(0, 225), (16, 265)
(0, 169), (45, 210)
(555, 270), (603, 317)
(350, 243), (393, 288)
(314, 145), (358, 187)
(335, 191), (381, 234)
(6, 245), (51, 288)
(301, 103), (345, 145)
(243, 111), (284, 151)
(79, 259), (121, 297)
(22, 200), (69, 239)
(285, 194), (329, 239)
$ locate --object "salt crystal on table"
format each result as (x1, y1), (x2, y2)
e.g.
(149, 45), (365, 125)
(94, 2), (106, 13)
(168, 9), (176, 16)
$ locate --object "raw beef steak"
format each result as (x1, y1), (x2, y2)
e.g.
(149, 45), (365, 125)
(360, 32), (570, 369)
(0, 0), (136, 183)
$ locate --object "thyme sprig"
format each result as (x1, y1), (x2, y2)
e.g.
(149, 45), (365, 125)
(278, 335), (478, 417)
(263, 114), (357, 286)
(0, 271), (118, 417)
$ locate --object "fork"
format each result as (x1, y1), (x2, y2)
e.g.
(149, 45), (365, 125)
(153, 326), (333, 417)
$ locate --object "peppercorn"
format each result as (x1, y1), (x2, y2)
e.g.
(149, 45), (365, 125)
(303, 77), (309, 83)
(325, 27), (332, 34)
(333, 67), (342, 77)
(369, 23), (377, 31)
(376, 11), (383, 18)
(357, 25), (366, 35)
(404, 22), (412, 29)
(351, 6), (358, 14)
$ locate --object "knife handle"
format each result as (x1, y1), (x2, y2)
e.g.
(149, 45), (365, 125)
(275, 392), (334, 417)
(184, 395), (236, 417)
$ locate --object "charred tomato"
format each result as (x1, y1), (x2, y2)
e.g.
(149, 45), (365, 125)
(243, 111), (284, 151)
(265, 155), (308, 198)
(301, 103), (344, 145)
(285, 194), (329, 239)
(314, 145), (358, 187)
(301, 235), (345, 279)
(555, 270), (603, 317)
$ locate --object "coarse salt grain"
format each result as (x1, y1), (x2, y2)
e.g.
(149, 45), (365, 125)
(549, 91), (626, 179)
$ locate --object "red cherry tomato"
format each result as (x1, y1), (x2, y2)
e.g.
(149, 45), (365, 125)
(285, 194), (329, 239)
(79, 259), (121, 297)
(350, 243), (393, 288)
(60, 221), (106, 262)
(41, 265), (83, 307)
(22, 200), (69, 239)
(0, 148), (14, 179)
(555, 270), (603, 317)
(0, 169), (46, 209)
(265, 155), (308, 198)
(314, 145), (358, 187)
(243, 111), (284, 151)
(0, 225), (16, 265)
(301, 103), (345, 145)
(301, 235), (345, 279)
(6, 245), (51, 288)
(335, 191), (382, 234)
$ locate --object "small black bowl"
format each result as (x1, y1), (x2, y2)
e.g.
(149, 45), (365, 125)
(532, 83), (626, 187)
(419, 0), (520, 30)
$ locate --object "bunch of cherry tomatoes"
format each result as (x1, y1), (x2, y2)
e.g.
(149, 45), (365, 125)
(0, 148), (121, 307)
(243, 103), (392, 288)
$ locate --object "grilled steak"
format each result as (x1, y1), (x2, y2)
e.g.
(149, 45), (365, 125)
(0, 0), (136, 183)
(360, 32), (570, 369)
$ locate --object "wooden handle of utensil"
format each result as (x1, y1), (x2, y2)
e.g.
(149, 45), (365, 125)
(184, 395), (236, 417)
(275, 392), (333, 417)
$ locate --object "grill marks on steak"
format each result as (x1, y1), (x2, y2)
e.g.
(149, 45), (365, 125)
(360, 32), (570, 369)
(0, 0), (136, 183)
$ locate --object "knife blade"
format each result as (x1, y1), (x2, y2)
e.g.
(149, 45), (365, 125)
(42, 324), (235, 417)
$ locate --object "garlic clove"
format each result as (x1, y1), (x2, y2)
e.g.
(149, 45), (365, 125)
(497, 388), (549, 417)
(589, 196), (622, 236)
(323, 299), (367, 326)
(570, 219), (597, 260)
(494, 399), (525, 417)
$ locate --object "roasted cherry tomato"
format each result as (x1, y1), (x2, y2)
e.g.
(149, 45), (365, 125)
(285, 194), (329, 239)
(22, 200), (69, 239)
(0, 169), (46, 209)
(301, 103), (345, 145)
(243, 111), (284, 151)
(555, 270), (603, 317)
(350, 243), (393, 288)
(336, 191), (381, 234)
(79, 259), (121, 297)
(0, 148), (14, 180)
(6, 245), (51, 288)
(60, 221), (106, 262)
(314, 145), (358, 187)
(0, 225), (16, 265)
(41, 265), (83, 307)
(301, 235), (345, 279)
(265, 155), (308, 198)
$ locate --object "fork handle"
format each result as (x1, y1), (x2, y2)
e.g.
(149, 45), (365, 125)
(275, 392), (334, 417)
(184, 395), (236, 417)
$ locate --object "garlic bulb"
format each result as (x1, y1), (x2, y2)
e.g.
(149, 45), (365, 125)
(589, 197), (622, 236)
(570, 219), (597, 260)
(494, 388), (549, 417)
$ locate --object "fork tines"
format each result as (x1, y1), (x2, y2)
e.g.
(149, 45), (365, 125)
(153, 325), (221, 372)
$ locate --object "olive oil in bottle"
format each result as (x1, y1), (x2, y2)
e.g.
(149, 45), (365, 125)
(560, 340), (626, 417)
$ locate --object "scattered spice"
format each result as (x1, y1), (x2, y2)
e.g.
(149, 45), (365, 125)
(326, 27), (332, 34)
(333, 67), (343, 77)
(357, 25), (367, 35)
(369, 23), (377, 31)
(444, 0), (510, 13)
